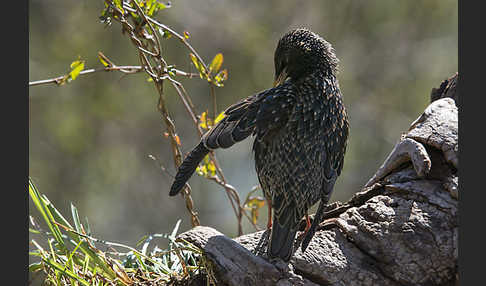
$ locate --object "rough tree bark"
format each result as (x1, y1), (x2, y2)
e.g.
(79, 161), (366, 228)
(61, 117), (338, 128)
(175, 73), (458, 286)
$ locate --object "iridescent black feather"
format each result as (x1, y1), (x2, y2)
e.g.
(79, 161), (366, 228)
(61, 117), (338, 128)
(169, 28), (349, 262)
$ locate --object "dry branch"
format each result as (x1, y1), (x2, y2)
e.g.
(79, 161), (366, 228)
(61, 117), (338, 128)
(174, 73), (459, 286)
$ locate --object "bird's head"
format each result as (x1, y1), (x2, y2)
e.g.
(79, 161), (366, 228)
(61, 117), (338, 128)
(273, 28), (339, 87)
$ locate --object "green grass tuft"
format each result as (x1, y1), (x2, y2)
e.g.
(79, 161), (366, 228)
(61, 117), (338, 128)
(29, 178), (216, 285)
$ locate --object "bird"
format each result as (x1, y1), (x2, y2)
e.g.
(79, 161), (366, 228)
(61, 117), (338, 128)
(169, 28), (349, 262)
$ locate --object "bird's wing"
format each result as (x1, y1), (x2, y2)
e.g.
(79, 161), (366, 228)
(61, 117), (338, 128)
(203, 84), (295, 149)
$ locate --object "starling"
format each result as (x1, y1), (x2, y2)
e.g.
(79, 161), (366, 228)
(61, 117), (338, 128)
(169, 28), (349, 262)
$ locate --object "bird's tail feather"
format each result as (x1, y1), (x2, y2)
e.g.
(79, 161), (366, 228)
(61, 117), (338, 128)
(268, 211), (298, 262)
(169, 142), (210, 196)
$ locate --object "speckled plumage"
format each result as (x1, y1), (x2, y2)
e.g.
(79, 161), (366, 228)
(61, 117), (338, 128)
(169, 28), (349, 262)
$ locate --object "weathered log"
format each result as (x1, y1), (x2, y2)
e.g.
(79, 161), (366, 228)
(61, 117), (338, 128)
(176, 74), (459, 286)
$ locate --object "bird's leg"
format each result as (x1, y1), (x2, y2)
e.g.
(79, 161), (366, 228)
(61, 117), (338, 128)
(296, 214), (312, 240)
(266, 197), (272, 229)
(304, 214), (311, 233)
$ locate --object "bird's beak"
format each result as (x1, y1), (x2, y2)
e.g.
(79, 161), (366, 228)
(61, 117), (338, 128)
(273, 68), (288, 87)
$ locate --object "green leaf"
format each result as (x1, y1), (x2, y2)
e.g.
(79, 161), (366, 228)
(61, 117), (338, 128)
(189, 53), (207, 79)
(159, 1), (170, 9)
(214, 111), (226, 124)
(69, 59), (85, 81)
(113, 0), (124, 13)
(166, 65), (176, 77)
(244, 196), (265, 225)
(209, 53), (223, 74)
(144, 0), (169, 16)
(160, 28), (172, 39)
(214, 69), (228, 87)
(199, 111), (211, 130)
(147, 0), (157, 16)
(195, 155), (216, 177)
(195, 165), (206, 176)
(196, 154), (209, 177)
(207, 160), (216, 177)
(189, 53), (200, 71)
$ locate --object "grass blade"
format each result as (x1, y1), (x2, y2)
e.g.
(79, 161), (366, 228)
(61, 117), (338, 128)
(71, 202), (83, 233)
(29, 179), (67, 253)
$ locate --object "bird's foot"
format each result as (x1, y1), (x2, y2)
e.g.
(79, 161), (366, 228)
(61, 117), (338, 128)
(296, 214), (311, 241)
(267, 219), (272, 229)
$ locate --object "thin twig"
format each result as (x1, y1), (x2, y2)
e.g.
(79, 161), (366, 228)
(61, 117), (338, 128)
(58, 0), (256, 234)
(131, 0), (163, 60)
(210, 84), (217, 123)
(148, 154), (175, 179)
(29, 65), (197, 87)
(29, 66), (139, 87)
(113, 0), (202, 227)
(145, 17), (209, 70)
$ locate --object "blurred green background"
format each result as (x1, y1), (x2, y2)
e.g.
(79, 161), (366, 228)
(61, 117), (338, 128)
(29, 0), (457, 247)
